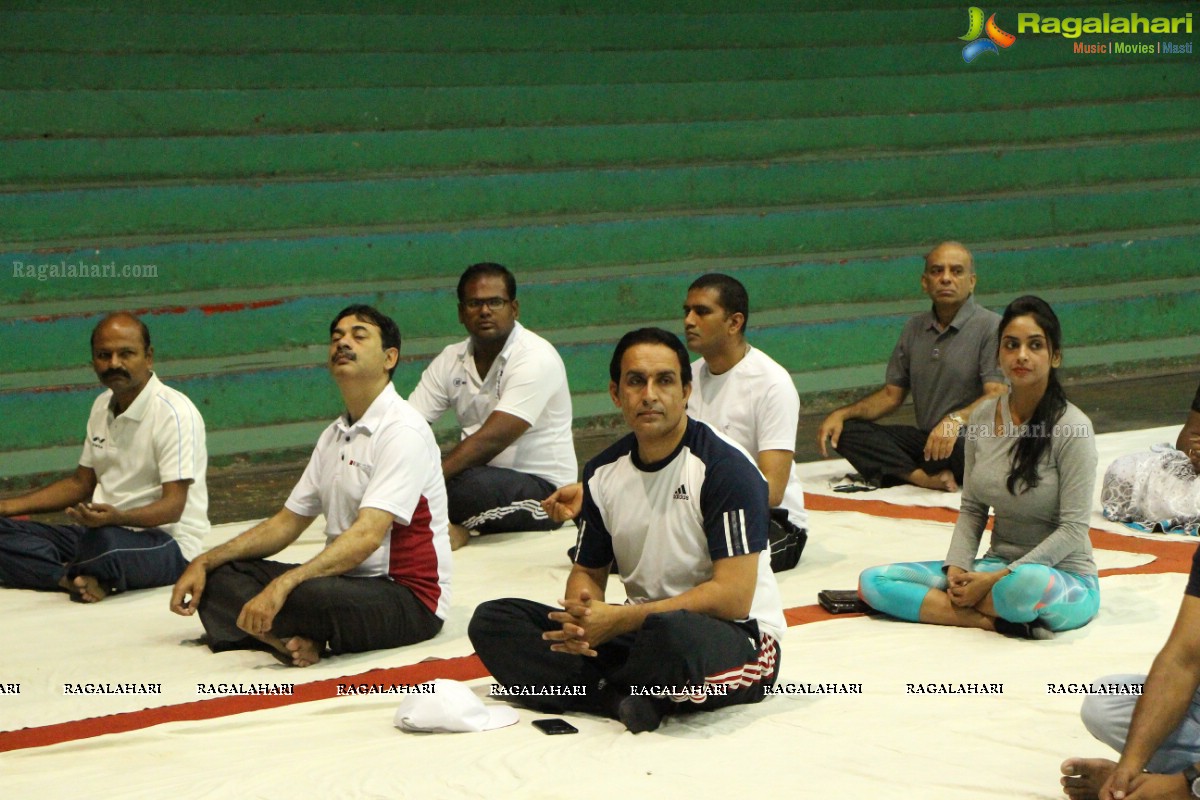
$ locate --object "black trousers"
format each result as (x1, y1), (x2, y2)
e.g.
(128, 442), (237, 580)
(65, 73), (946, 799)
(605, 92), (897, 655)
(446, 465), (562, 534)
(198, 560), (442, 654)
(468, 597), (779, 717)
(834, 419), (966, 487)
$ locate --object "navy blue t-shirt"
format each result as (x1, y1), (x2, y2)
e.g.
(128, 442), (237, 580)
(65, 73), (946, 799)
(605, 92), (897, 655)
(1187, 545), (1200, 598)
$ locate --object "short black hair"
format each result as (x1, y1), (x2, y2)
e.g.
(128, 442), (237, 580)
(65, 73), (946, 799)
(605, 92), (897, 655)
(688, 273), (749, 333)
(609, 327), (692, 386)
(457, 262), (516, 303)
(329, 304), (402, 378)
(91, 311), (151, 352)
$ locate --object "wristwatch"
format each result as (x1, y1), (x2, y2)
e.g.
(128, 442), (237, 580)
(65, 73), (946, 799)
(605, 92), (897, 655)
(1184, 763), (1200, 797)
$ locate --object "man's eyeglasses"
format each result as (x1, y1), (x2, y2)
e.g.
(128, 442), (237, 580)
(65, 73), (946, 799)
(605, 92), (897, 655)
(461, 297), (511, 311)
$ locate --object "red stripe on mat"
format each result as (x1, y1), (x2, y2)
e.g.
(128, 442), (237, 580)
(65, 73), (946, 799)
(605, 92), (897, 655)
(805, 493), (964, 525)
(3, 492), (1192, 753)
(804, 492), (1197, 576)
(0, 654), (488, 753)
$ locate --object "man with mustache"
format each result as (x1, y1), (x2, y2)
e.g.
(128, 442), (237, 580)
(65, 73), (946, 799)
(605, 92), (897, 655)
(816, 241), (1005, 492)
(0, 312), (208, 602)
(171, 305), (450, 667)
(408, 262), (576, 550)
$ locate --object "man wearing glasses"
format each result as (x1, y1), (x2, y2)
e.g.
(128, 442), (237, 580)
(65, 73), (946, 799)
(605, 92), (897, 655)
(408, 263), (576, 549)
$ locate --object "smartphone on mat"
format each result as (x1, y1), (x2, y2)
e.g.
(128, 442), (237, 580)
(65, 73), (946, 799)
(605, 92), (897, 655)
(532, 718), (578, 735)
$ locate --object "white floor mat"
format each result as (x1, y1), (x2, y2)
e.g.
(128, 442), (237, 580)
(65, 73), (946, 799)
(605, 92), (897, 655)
(1, 427), (1195, 799)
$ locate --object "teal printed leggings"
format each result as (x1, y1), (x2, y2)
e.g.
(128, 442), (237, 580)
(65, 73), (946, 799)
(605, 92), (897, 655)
(858, 558), (1100, 632)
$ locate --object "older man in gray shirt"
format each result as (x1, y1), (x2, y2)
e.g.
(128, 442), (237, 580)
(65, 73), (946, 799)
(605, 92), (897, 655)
(817, 242), (1005, 491)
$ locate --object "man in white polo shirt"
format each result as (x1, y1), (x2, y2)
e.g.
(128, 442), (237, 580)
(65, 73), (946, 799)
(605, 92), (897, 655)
(170, 305), (450, 668)
(0, 312), (208, 603)
(408, 263), (576, 550)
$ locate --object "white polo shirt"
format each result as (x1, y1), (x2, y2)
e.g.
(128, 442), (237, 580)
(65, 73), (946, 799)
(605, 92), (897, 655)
(78, 372), (209, 561)
(284, 383), (452, 620)
(408, 321), (577, 488)
(690, 347), (808, 531)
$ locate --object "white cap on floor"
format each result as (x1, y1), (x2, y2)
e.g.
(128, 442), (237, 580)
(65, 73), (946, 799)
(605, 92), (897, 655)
(394, 679), (520, 733)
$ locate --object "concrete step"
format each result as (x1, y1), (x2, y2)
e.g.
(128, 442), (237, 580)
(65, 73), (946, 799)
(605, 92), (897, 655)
(5, 181), (1198, 302)
(5, 136), (1199, 243)
(4, 240), (1200, 374)
(7, 103), (1196, 188)
(4, 64), (1195, 138)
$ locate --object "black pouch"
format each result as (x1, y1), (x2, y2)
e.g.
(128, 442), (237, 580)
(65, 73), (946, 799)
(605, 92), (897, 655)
(817, 589), (873, 614)
(768, 508), (807, 573)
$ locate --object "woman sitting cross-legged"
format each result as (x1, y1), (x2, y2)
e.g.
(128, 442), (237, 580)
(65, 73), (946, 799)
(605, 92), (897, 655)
(858, 295), (1099, 639)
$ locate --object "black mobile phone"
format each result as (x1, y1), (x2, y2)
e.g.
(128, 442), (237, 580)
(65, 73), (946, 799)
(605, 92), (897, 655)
(532, 717), (579, 735)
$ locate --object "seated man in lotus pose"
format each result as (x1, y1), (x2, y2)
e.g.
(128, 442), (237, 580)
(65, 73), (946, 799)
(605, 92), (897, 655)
(817, 241), (1004, 491)
(408, 262), (576, 549)
(0, 312), (207, 602)
(170, 305), (450, 667)
(470, 328), (784, 733)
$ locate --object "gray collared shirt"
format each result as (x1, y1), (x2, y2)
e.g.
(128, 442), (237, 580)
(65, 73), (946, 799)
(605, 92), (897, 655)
(884, 295), (1003, 431)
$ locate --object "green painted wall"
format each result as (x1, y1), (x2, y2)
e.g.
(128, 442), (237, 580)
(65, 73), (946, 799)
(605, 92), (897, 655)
(1, 1), (1197, 476)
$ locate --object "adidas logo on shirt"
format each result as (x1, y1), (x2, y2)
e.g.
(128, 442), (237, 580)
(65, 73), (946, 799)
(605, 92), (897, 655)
(672, 484), (689, 501)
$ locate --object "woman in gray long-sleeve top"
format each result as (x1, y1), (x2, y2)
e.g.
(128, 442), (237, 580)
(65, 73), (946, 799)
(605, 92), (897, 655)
(859, 296), (1100, 640)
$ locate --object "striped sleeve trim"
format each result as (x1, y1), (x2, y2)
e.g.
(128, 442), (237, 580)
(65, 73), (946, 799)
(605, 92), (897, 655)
(573, 521), (586, 563)
(155, 394), (187, 481)
(722, 509), (750, 556)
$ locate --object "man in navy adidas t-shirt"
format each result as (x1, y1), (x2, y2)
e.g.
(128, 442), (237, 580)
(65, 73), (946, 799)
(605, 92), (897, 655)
(469, 328), (784, 733)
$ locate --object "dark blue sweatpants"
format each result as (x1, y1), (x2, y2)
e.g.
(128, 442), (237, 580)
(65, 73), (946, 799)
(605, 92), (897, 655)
(0, 517), (187, 594)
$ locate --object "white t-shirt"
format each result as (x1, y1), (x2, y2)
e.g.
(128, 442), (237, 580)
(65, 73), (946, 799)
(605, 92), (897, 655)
(575, 418), (785, 643)
(285, 383), (452, 620)
(408, 322), (577, 488)
(78, 373), (209, 561)
(690, 347), (808, 530)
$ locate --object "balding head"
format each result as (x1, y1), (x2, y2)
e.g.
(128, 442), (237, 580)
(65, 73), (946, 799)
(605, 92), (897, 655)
(921, 242), (976, 313)
(91, 312), (150, 351)
(924, 241), (974, 274)
(90, 312), (154, 410)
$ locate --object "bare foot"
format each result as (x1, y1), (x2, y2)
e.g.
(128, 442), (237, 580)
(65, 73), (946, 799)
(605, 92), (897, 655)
(449, 523), (471, 551)
(72, 575), (109, 603)
(932, 469), (959, 492)
(284, 636), (322, 667)
(1060, 757), (1116, 800)
(908, 469), (959, 492)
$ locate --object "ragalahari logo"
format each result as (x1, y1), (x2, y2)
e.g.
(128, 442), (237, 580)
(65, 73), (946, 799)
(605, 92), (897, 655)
(960, 7), (1017, 62)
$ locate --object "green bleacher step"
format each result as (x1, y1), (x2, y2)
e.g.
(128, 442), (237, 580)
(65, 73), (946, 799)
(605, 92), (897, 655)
(6, 102), (1197, 188)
